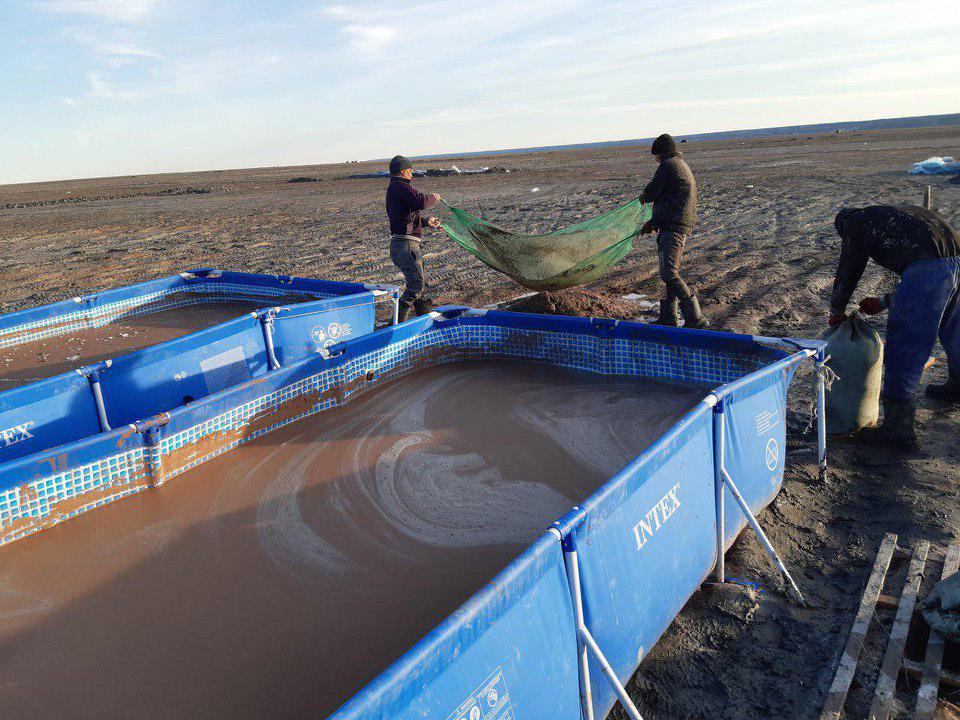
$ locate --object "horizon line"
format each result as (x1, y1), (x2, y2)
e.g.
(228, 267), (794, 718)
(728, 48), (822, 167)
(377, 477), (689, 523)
(4, 111), (958, 189)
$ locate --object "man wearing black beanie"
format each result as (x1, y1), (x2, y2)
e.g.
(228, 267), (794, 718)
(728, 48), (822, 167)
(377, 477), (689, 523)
(385, 155), (442, 322)
(640, 133), (707, 329)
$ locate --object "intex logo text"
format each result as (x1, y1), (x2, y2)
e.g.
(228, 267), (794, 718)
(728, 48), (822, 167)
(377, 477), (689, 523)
(0, 421), (35, 448)
(632, 482), (682, 551)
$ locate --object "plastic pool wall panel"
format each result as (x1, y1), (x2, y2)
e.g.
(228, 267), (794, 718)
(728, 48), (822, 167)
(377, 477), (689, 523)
(0, 269), (391, 464)
(0, 306), (820, 720)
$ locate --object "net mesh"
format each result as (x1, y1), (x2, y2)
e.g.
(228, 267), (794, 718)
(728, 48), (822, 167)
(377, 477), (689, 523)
(441, 199), (651, 291)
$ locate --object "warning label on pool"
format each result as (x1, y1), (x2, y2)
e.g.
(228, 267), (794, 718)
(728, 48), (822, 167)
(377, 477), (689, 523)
(754, 409), (780, 436)
(447, 667), (514, 720)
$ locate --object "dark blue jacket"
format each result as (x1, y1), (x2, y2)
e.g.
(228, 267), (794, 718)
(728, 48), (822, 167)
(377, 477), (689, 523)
(386, 177), (439, 238)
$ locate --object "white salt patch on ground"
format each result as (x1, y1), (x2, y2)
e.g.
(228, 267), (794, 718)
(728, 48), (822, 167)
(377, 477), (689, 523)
(621, 293), (659, 310)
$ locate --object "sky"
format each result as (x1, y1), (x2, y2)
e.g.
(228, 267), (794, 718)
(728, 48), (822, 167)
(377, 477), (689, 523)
(1, 0), (958, 184)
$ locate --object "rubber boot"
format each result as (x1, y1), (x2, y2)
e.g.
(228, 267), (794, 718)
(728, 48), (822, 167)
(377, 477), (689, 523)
(653, 298), (679, 327)
(925, 369), (960, 402)
(396, 300), (414, 323)
(857, 395), (919, 451)
(413, 296), (434, 317)
(680, 294), (709, 330)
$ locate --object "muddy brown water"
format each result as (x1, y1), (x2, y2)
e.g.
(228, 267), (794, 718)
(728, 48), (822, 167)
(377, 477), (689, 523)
(0, 294), (306, 390)
(0, 361), (708, 720)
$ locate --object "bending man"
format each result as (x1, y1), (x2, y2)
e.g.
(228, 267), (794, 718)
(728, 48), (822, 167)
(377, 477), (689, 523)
(640, 133), (707, 329)
(386, 155), (442, 322)
(830, 204), (960, 449)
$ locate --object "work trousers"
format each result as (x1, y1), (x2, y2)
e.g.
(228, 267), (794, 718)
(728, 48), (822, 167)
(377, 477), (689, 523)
(657, 230), (693, 302)
(884, 256), (960, 400)
(390, 235), (432, 314)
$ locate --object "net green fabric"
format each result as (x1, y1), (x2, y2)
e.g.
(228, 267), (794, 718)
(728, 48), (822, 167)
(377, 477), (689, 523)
(441, 199), (651, 291)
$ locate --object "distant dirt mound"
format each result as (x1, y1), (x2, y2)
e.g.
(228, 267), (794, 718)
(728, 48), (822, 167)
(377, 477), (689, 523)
(1, 187), (210, 210)
(501, 289), (645, 320)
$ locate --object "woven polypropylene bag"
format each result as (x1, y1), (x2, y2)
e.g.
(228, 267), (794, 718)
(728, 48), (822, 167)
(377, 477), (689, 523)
(822, 313), (884, 434)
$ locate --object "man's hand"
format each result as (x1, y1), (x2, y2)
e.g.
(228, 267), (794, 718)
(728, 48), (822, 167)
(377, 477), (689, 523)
(426, 216), (441, 229)
(858, 296), (885, 315)
(828, 312), (848, 327)
(640, 220), (657, 236)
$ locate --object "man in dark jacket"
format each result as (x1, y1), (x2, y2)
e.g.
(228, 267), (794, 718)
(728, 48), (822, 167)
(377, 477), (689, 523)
(639, 133), (706, 329)
(386, 155), (442, 322)
(830, 204), (960, 449)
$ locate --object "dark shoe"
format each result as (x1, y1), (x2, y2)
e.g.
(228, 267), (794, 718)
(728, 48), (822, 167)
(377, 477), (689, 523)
(680, 294), (709, 330)
(857, 395), (919, 451)
(925, 371), (960, 402)
(396, 300), (414, 323)
(653, 298), (679, 326)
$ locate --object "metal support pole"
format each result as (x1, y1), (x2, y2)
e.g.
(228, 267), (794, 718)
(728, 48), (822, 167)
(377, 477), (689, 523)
(924, 185), (933, 210)
(135, 413), (169, 488)
(712, 401), (726, 583)
(714, 407), (805, 605)
(261, 309), (281, 370)
(564, 545), (645, 720)
(815, 353), (828, 482)
(88, 369), (111, 432)
(392, 293), (400, 326)
(143, 426), (165, 488)
(563, 545), (595, 720)
(578, 627), (645, 720)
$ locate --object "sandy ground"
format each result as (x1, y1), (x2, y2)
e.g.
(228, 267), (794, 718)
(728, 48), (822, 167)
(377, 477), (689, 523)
(1, 125), (959, 719)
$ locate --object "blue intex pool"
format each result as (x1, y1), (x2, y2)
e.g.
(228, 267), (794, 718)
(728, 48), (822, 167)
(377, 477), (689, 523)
(0, 304), (827, 720)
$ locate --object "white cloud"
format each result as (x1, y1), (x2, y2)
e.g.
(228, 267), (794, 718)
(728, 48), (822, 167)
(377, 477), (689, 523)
(342, 24), (399, 54)
(526, 37), (578, 50)
(95, 42), (161, 59)
(320, 5), (368, 22)
(39, 0), (158, 23)
(87, 71), (143, 99)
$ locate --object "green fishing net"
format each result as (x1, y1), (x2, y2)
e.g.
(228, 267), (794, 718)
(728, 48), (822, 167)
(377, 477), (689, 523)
(441, 198), (651, 291)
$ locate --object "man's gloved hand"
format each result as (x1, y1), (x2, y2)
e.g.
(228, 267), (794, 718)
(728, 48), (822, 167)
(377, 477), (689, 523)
(640, 220), (657, 236)
(858, 296), (885, 315)
(828, 312), (848, 327)
(426, 217), (442, 228)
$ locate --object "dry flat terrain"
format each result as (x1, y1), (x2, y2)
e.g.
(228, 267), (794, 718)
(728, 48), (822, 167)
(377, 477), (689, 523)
(2, 126), (959, 719)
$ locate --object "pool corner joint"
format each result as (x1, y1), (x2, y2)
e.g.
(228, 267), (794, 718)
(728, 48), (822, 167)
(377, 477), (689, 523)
(135, 413), (170, 488)
(363, 284), (401, 325)
(712, 398), (806, 606)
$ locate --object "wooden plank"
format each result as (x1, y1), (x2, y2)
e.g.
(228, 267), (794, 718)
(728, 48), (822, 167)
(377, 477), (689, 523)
(903, 659), (960, 691)
(820, 534), (898, 720)
(869, 540), (930, 720)
(877, 593), (900, 610)
(914, 541), (960, 720)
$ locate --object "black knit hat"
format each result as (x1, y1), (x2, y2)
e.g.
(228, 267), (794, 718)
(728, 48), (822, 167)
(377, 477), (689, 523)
(651, 134), (677, 156)
(389, 155), (413, 175)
